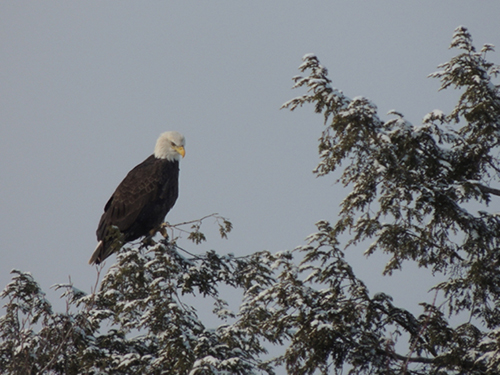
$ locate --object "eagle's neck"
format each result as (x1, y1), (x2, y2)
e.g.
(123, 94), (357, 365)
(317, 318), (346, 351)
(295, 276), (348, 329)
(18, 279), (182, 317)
(154, 148), (181, 162)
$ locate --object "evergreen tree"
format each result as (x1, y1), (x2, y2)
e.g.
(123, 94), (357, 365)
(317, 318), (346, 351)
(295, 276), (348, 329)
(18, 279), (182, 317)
(1, 26), (499, 374)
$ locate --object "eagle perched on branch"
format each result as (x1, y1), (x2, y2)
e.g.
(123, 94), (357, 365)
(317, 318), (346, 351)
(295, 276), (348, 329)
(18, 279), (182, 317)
(89, 131), (185, 265)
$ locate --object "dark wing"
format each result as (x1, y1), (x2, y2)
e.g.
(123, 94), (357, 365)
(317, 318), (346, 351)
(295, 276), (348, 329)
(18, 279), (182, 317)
(96, 155), (162, 241)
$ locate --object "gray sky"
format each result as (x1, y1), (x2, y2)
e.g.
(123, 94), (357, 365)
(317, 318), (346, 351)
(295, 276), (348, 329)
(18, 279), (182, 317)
(1, 1), (500, 328)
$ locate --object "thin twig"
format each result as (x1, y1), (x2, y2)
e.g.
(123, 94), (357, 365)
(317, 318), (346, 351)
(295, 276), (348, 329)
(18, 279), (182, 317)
(169, 213), (222, 228)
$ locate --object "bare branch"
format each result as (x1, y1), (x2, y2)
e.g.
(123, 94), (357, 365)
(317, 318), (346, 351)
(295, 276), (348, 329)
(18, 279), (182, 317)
(393, 352), (435, 365)
(474, 182), (500, 196)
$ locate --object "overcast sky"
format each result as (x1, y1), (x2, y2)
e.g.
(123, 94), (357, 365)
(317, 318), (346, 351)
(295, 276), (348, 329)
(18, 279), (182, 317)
(1, 1), (500, 332)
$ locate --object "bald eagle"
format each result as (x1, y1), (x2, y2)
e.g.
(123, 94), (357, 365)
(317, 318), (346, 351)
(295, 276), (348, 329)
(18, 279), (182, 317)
(89, 131), (185, 265)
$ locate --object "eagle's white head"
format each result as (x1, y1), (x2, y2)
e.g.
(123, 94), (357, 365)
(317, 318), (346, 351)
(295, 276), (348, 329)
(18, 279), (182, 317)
(154, 131), (186, 161)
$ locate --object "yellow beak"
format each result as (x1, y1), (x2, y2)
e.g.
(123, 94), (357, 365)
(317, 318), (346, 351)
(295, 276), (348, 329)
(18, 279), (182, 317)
(175, 146), (186, 158)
